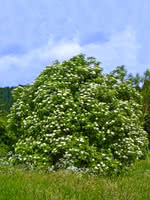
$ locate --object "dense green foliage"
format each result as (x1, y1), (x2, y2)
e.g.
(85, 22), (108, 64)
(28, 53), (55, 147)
(110, 67), (150, 147)
(0, 87), (15, 114)
(0, 116), (10, 156)
(0, 86), (24, 156)
(141, 70), (150, 148)
(7, 54), (148, 175)
(127, 69), (150, 148)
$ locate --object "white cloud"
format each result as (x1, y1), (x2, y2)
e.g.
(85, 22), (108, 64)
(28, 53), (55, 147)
(82, 26), (140, 74)
(0, 26), (143, 86)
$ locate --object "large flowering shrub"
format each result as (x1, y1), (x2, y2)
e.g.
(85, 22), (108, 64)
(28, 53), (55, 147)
(7, 54), (149, 175)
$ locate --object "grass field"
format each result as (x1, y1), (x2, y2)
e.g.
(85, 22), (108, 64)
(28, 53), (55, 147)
(0, 154), (150, 200)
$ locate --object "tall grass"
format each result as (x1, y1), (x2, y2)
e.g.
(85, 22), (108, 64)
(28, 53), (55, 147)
(0, 154), (150, 200)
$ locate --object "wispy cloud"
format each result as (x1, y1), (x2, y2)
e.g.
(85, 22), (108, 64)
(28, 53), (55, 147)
(0, 26), (142, 86)
(83, 26), (140, 74)
(0, 0), (150, 86)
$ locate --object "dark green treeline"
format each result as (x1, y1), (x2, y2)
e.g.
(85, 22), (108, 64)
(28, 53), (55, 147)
(0, 87), (15, 115)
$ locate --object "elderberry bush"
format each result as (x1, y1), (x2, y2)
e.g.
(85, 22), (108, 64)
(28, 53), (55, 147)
(7, 54), (149, 175)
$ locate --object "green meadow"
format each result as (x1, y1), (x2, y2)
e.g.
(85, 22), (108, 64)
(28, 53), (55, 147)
(0, 153), (150, 200)
(1, 55), (150, 200)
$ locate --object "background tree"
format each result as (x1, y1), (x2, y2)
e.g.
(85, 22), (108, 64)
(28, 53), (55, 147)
(141, 70), (150, 114)
(127, 73), (143, 92)
(0, 87), (15, 115)
(126, 69), (150, 148)
(141, 70), (150, 148)
(0, 113), (10, 157)
(110, 65), (127, 82)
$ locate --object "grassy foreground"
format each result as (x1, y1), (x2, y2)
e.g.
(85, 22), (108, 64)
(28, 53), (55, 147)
(0, 155), (150, 200)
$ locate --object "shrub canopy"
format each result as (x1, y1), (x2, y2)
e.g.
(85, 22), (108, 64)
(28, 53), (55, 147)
(7, 54), (149, 175)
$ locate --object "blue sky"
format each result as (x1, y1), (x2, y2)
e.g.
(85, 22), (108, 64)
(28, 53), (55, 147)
(0, 0), (150, 87)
